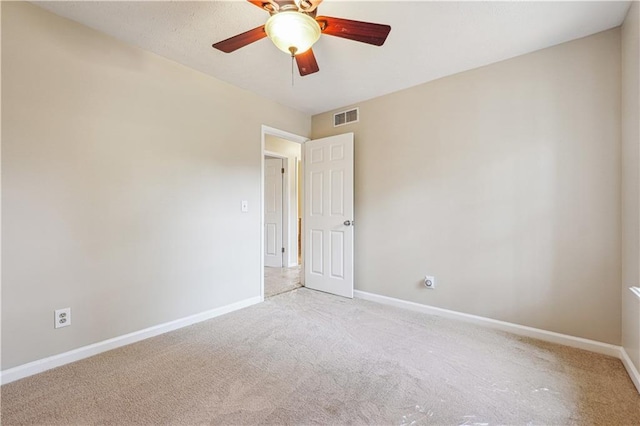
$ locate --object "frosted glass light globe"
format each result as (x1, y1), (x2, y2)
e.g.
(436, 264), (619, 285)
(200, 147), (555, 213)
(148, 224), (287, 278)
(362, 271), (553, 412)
(265, 11), (321, 55)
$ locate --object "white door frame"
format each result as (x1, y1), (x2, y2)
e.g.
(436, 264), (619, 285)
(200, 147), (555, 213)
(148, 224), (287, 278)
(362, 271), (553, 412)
(261, 125), (309, 301)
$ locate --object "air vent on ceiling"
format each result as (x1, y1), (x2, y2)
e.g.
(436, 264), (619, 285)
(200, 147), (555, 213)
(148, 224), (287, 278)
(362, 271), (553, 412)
(333, 108), (359, 127)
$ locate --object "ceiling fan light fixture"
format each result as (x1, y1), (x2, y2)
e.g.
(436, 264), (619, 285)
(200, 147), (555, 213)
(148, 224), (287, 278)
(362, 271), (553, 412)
(265, 11), (321, 55)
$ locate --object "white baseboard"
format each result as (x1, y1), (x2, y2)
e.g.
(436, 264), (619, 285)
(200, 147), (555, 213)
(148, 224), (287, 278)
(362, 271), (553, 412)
(620, 347), (640, 393)
(1, 296), (262, 385)
(354, 290), (621, 358)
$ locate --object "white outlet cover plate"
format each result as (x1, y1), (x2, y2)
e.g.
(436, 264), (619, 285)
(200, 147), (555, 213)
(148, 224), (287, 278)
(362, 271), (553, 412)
(55, 308), (71, 329)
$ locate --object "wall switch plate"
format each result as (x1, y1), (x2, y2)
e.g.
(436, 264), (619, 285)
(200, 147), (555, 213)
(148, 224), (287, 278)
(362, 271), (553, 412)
(55, 308), (71, 329)
(241, 200), (248, 212)
(424, 276), (436, 289)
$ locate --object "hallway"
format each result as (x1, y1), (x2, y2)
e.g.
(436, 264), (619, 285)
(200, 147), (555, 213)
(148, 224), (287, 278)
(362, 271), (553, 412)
(264, 266), (302, 298)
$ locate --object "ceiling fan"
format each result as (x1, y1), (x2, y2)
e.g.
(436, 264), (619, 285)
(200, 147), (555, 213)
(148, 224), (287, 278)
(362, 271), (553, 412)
(212, 0), (391, 77)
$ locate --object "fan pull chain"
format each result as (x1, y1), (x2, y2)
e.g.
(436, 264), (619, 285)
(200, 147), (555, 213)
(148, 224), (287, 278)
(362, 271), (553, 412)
(289, 47), (297, 87)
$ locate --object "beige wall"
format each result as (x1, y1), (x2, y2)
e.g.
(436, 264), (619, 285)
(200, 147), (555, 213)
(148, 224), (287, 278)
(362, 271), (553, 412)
(1, 2), (309, 370)
(622, 1), (640, 371)
(312, 29), (622, 344)
(265, 135), (302, 266)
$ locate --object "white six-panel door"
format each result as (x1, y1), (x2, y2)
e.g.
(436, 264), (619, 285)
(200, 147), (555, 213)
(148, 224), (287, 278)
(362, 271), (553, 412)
(264, 158), (283, 268)
(304, 133), (354, 298)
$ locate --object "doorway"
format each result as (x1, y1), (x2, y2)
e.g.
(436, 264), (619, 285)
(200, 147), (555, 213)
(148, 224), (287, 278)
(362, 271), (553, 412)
(261, 127), (356, 300)
(261, 126), (308, 299)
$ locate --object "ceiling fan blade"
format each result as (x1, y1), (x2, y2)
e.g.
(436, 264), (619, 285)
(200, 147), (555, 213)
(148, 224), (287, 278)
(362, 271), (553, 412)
(247, 0), (268, 8)
(295, 49), (320, 76)
(212, 25), (267, 53)
(316, 16), (391, 46)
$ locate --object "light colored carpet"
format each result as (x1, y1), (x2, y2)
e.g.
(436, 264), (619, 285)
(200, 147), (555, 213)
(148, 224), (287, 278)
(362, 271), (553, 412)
(264, 266), (301, 298)
(2, 288), (639, 425)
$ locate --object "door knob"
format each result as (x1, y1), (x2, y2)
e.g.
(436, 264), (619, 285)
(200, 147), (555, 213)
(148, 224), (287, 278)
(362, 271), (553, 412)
(344, 220), (353, 226)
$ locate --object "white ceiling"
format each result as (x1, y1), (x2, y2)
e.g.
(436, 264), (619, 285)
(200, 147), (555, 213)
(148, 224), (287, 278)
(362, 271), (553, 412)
(33, 1), (631, 115)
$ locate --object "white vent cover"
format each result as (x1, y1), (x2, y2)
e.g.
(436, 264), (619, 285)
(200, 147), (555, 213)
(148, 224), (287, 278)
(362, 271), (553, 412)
(333, 108), (359, 127)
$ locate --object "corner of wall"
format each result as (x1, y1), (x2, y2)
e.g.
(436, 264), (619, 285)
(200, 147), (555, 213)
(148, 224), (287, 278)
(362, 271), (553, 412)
(621, 0), (640, 376)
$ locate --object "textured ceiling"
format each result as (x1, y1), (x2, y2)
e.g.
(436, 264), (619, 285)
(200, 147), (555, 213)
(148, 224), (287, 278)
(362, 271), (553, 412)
(33, 1), (631, 115)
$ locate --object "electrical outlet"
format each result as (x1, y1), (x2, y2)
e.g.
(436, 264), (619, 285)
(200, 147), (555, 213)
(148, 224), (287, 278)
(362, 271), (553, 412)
(54, 308), (71, 329)
(424, 276), (436, 289)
